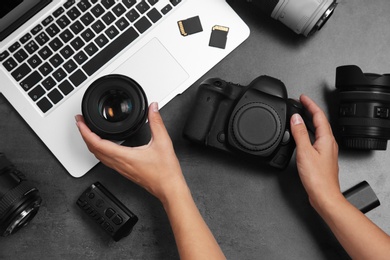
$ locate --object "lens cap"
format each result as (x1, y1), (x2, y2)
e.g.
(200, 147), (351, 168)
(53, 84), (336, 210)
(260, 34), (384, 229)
(82, 75), (148, 140)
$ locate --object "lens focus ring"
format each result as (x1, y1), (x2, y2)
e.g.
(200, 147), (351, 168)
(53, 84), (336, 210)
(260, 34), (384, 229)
(0, 181), (37, 219)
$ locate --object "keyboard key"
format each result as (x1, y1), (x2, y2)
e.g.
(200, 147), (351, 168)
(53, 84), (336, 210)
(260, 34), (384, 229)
(91, 20), (106, 34)
(101, 0), (116, 9)
(48, 89), (64, 104)
(60, 45), (75, 59)
(46, 23), (61, 37)
(70, 20), (84, 34)
(57, 15), (71, 29)
(29, 85), (46, 101)
(31, 24), (43, 35)
(77, 0), (92, 12)
(20, 33), (32, 44)
(123, 0), (136, 8)
(126, 9), (140, 23)
(58, 80), (74, 95)
(112, 3), (126, 17)
(25, 41), (39, 54)
(64, 0), (76, 9)
(84, 42), (99, 56)
(69, 69), (87, 87)
(20, 71), (42, 91)
(53, 68), (67, 82)
(9, 42), (21, 53)
(42, 76), (57, 90)
(115, 17), (130, 31)
(49, 54), (64, 68)
(11, 63), (31, 81)
(14, 49), (29, 63)
(91, 4), (105, 18)
(38, 46), (53, 60)
(59, 29), (74, 43)
(170, 0), (181, 6)
(95, 34), (109, 48)
(71, 37), (85, 51)
(83, 26), (139, 76)
(80, 28), (95, 42)
(147, 8), (162, 23)
(80, 12), (94, 26)
(74, 51), (88, 65)
(136, 1), (150, 14)
(105, 26), (119, 39)
(63, 59), (77, 73)
(0, 51), (10, 62)
(49, 38), (63, 52)
(42, 16), (54, 26)
(27, 55), (42, 69)
(3, 58), (17, 71)
(37, 97), (53, 113)
(67, 7), (81, 20)
(35, 32), (50, 46)
(53, 7), (65, 18)
(39, 62), (54, 76)
(102, 12), (116, 25)
(148, 0), (158, 5)
(134, 17), (152, 34)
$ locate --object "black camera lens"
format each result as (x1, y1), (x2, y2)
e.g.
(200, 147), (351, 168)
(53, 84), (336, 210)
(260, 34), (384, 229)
(336, 65), (390, 150)
(82, 75), (148, 140)
(0, 153), (42, 237)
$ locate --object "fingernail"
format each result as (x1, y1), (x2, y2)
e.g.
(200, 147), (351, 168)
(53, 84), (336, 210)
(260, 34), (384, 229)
(151, 102), (159, 112)
(292, 114), (304, 125)
(75, 115), (79, 122)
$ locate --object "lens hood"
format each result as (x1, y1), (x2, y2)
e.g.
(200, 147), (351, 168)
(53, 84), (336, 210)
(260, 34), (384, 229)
(336, 65), (390, 90)
(82, 75), (148, 141)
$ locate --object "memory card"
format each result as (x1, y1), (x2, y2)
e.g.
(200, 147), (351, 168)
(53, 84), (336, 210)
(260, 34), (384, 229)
(209, 25), (229, 49)
(177, 16), (203, 36)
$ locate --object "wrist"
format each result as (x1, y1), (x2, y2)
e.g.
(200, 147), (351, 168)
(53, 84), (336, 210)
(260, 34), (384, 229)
(309, 191), (346, 216)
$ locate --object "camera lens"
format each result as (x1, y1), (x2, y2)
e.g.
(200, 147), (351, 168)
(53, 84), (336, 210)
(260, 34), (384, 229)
(0, 153), (42, 237)
(82, 75), (148, 140)
(336, 65), (390, 150)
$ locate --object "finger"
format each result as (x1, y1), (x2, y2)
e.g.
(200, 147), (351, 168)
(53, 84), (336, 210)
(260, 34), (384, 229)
(75, 115), (125, 159)
(300, 95), (333, 139)
(290, 113), (312, 150)
(148, 103), (171, 145)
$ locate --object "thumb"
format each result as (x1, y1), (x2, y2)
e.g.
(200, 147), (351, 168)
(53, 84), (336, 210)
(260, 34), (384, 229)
(290, 113), (312, 150)
(148, 102), (171, 143)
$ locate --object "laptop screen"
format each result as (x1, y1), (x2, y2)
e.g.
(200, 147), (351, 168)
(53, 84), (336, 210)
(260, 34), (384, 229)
(0, 0), (52, 41)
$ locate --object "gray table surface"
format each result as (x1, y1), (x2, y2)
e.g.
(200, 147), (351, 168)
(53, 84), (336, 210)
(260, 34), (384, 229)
(1, 0), (389, 259)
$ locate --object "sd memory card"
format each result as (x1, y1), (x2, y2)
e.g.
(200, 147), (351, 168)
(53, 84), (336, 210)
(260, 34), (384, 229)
(209, 25), (229, 49)
(177, 16), (203, 36)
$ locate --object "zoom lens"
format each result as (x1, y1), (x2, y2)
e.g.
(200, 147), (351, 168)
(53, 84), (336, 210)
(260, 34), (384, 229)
(82, 75), (148, 140)
(229, 0), (337, 36)
(336, 65), (390, 150)
(0, 153), (42, 237)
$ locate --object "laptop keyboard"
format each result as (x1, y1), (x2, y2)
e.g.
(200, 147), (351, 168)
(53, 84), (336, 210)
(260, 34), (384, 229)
(0, 0), (182, 114)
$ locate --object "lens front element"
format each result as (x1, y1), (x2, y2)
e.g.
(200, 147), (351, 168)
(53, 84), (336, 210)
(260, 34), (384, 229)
(99, 90), (133, 122)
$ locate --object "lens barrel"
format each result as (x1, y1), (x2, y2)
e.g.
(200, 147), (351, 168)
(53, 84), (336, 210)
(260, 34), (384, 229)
(336, 65), (390, 150)
(82, 75), (148, 140)
(0, 153), (42, 236)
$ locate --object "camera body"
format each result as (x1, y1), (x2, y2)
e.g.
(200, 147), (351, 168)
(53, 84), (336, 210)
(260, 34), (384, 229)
(183, 76), (304, 169)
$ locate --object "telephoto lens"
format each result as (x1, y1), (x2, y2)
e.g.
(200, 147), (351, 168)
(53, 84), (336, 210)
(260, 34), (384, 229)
(0, 153), (42, 237)
(228, 0), (337, 36)
(82, 75), (148, 141)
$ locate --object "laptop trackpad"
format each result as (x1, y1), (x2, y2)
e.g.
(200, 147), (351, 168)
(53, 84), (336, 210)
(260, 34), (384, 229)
(112, 38), (189, 104)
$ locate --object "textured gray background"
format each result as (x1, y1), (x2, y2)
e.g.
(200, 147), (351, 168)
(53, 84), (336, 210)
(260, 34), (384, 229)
(1, 0), (389, 259)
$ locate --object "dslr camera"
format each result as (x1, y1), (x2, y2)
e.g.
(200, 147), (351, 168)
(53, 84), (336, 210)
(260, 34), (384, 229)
(183, 76), (304, 169)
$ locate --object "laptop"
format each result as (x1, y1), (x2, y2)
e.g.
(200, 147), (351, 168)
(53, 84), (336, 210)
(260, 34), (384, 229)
(0, 0), (250, 178)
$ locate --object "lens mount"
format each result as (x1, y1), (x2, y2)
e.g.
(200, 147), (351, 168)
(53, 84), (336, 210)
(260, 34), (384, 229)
(82, 75), (148, 140)
(310, 1), (338, 35)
